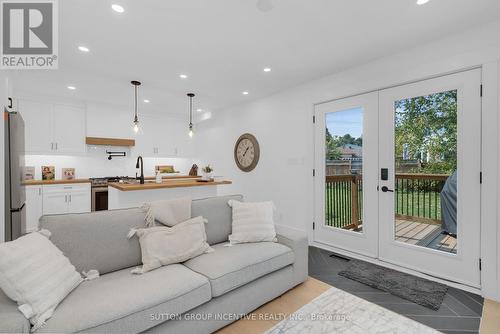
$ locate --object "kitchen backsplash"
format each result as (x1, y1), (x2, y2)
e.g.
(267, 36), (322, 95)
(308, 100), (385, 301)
(25, 151), (199, 180)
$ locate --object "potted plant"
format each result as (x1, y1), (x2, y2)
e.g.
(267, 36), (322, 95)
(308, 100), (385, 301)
(201, 165), (214, 181)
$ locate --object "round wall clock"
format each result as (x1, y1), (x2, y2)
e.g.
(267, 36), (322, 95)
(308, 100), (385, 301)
(234, 133), (260, 172)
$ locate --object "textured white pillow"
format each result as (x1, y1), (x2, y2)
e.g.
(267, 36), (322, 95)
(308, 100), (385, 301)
(228, 200), (277, 244)
(0, 231), (83, 330)
(131, 216), (213, 274)
(143, 197), (192, 227)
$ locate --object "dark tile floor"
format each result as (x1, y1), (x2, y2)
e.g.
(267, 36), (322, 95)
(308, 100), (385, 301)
(309, 246), (484, 334)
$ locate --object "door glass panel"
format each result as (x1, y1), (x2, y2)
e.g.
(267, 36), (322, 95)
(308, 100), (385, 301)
(325, 107), (364, 233)
(394, 90), (457, 254)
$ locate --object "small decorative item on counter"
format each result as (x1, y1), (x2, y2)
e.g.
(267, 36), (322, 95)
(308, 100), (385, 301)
(155, 170), (162, 184)
(62, 168), (75, 180)
(189, 164), (198, 176)
(155, 165), (177, 174)
(201, 165), (214, 181)
(22, 166), (35, 181)
(42, 166), (55, 180)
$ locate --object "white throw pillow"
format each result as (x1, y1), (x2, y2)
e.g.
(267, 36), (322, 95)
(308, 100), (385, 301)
(0, 231), (83, 331)
(131, 216), (213, 274)
(143, 197), (192, 227)
(227, 200), (277, 244)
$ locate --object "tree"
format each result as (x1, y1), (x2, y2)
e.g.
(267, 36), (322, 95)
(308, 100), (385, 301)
(326, 128), (342, 160)
(395, 91), (457, 174)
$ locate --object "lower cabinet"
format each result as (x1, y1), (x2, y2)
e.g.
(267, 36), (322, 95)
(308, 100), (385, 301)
(25, 185), (43, 233)
(42, 184), (91, 215)
(25, 183), (91, 232)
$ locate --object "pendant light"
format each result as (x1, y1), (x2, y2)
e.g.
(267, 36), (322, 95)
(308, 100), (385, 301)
(131, 80), (141, 133)
(187, 93), (195, 138)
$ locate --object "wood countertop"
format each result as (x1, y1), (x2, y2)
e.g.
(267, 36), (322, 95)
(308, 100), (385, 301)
(23, 179), (91, 186)
(109, 179), (232, 191)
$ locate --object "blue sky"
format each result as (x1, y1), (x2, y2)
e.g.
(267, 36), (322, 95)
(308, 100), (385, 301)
(326, 107), (363, 138)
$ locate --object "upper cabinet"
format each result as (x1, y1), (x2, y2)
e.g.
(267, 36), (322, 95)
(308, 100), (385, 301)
(19, 99), (86, 154)
(134, 115), (193, 158)
(52, 104), (86, 153)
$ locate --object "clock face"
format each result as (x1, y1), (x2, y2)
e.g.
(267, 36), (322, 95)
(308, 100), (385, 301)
(234, 134), (260, 172)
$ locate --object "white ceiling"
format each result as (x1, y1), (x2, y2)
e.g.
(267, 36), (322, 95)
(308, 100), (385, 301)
(9, 0), (500, 116)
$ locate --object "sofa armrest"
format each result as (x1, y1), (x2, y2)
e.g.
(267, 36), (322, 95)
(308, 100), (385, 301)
(276, 226), (308, 286)
(0, 290), (30, 333)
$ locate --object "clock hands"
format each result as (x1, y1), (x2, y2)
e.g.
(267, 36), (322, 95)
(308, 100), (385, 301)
(243, 146), (250, 157)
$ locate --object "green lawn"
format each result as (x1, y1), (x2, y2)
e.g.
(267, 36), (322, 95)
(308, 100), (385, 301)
(325, 187), (442, 228)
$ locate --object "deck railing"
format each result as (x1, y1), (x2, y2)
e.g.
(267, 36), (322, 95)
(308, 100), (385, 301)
(325, 173), (449, 229)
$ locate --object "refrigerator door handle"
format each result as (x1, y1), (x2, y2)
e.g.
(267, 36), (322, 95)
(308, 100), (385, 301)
(10, 203), (25, 212)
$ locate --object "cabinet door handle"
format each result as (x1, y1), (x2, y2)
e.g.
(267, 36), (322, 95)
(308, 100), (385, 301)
(55, 143), (58, 150)
(65, 195), (67, 202)
(38, 188), (41, 196)
(69, 195), (72, 202)
(51, 143), (54, 150)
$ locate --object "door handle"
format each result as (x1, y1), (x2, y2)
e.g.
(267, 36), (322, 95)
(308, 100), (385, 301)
(381, 186), (394, 193)
(65, 195), (68, 202)
(69, 195), (72, 202)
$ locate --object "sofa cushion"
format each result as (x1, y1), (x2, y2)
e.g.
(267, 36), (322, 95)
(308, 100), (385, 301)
(183, 242), (294, 297)
(36, 264), (211, 334)
(192, 195), (243, 245)
(40, 208), (146, 275)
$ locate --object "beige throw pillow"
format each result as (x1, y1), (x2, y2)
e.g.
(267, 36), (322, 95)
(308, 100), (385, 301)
(143, 197), (192, 227)
(228, 200), (277, 244)
(131, 216), (212, 274)
(0, 231), (83, 330)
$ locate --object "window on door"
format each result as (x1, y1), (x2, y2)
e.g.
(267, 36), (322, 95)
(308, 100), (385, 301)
(325, 107), (364, 233)
(393, 90), (458, 254)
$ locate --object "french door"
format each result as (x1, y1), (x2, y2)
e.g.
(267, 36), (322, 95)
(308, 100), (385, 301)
(314, 92), (379, 258)
(314, 69), (482, 288)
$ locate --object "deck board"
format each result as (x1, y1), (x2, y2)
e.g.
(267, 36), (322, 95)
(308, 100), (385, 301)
(395, 219), (457, 254)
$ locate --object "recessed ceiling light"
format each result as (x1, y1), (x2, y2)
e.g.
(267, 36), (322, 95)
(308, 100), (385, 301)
(263, 67), (272, 72)
(111, 4), (125, 13)
(196, 108), (203, 112)
(179, 74), (188, 79)
(143, 99), (150, 103)
(416, 0), (430, 5)
(78, 46), (89, 52)
(242, 91), (249, 95)
(67, 86), (76, 90)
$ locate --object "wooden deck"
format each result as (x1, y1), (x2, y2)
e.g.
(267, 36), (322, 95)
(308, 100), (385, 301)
(395, 219), (457, 254)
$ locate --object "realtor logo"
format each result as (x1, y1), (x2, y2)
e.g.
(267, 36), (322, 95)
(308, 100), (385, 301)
(1, 0), (58, 69)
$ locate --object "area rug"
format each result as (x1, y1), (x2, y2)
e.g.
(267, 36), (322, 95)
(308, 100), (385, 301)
(338, 259), (448, 310)
(264, 287), (439, 334)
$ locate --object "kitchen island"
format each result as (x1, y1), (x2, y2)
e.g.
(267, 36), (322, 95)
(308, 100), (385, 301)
(108, 179), (232, 209)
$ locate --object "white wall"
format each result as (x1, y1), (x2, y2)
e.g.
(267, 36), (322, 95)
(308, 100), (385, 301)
(195, 20), (500, 299)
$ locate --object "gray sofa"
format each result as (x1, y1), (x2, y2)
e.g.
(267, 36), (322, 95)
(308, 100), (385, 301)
(0, 195), (308, 333)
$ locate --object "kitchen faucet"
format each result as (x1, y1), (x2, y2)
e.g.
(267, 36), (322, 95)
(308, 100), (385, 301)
(135, 156), (144, 184)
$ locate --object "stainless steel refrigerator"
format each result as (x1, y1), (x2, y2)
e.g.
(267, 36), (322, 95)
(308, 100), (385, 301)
(4, 109), (26, 241)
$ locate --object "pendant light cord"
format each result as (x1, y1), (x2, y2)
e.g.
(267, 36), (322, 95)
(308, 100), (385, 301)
(134, 85), (138, 121)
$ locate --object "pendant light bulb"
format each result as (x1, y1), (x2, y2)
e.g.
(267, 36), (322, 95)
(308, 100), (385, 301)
(133, 122), (139, 134)
(189, 123), (194, 138)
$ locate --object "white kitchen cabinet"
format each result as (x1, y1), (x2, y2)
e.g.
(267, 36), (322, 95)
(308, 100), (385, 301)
(19, 99), (86, 154)
(134, 116), (181, 157)
(66, 186), (91, 213)
(52, 105), (86, 153)
(19, 100), (53, 153)
(25, 185), (43, 232)
(42, 184), (91, 215)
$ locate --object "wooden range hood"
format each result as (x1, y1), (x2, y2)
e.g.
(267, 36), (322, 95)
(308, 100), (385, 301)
(85, 137), (135, 147)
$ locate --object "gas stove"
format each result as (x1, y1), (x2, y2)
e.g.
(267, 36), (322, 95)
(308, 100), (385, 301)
(89, 176), (135, 187)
